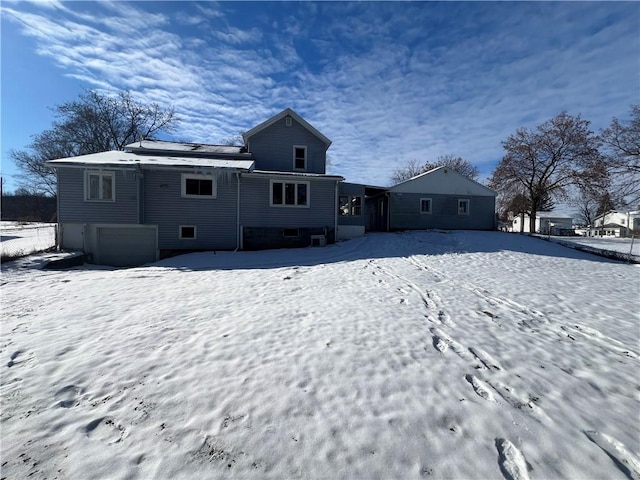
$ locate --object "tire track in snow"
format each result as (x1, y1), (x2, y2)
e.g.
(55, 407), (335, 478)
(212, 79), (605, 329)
(406, 254), (640, 363)
(367, 259), (452, 327)
(404, 255), (546, 325)
(561, 325), (639, 359)
(584, 431), (640, 480)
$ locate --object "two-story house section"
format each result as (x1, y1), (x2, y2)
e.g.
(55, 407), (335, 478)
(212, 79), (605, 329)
(47, 109), (343, 265)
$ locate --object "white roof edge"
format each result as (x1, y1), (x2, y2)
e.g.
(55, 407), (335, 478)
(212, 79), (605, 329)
(242, 108), (332, 147)
(390, 166), (497, 196)
(247, 170), (343, 180)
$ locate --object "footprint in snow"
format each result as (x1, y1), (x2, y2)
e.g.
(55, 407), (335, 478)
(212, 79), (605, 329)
(432, 335), (449, 354)
(7, 350), (24, 368)
(55, 385), (83, 408)
(495, 437), (531, 480)
(469, 347), (503, 371)
(464, 374), (494, 402)
(85, 416), (127, 444)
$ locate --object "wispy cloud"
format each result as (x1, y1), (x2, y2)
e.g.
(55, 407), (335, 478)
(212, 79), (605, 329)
(3, 1), (638, 187)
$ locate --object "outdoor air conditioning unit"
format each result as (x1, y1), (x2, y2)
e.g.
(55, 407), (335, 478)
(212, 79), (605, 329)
(310, 235), (327, 247)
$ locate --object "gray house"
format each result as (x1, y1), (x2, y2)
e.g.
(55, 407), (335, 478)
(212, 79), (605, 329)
(47, 109), (343, 266)
(47, 108), (497, 266)
(388, 166), (496, 231)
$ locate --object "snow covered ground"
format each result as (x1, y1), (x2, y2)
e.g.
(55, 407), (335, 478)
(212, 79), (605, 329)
(555, 235), (640, 258)
(0, 222), (56, 259)
(1, 231), (639, 480)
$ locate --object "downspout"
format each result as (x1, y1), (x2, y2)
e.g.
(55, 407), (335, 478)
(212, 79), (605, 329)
(386, 191), (390, 232)
(235, 172), (241, 251)
(136, 166), (142, 224)
(55, 168), (61, 250)
(334, 180), (339, 243)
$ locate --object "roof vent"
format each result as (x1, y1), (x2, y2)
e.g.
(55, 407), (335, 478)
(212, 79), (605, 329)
(285, 116), (292, 127)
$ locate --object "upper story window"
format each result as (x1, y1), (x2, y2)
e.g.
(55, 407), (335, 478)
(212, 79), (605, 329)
(271, 180), (309, 207)
(293, 146), (307, 170)
(420, 198), (432, 214)
(458, 199), (470, 215)
(85, 171), (115, 202)
(181, 173), (216, 198)
(339, 195), (362, 216)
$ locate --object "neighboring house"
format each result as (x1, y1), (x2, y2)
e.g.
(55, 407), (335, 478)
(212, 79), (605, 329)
(511, 212), (574, 235)
(388, 167), (497, 231)
(46, 108), (498, 266)
(591, 210), (640, 237)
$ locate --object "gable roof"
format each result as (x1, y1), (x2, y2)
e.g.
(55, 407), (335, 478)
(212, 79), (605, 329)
(242, 108), (332, 147)
(390, 166), (497, 197)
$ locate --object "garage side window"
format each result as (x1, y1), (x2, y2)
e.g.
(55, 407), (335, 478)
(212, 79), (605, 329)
(85, 171), (115, 202)
(458, 199), (470, 215)
(420, 198), (432, 214)
(181, 174), (216, 198)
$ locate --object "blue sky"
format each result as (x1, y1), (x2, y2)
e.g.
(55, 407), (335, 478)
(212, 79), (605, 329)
(2, 1), (639, 193)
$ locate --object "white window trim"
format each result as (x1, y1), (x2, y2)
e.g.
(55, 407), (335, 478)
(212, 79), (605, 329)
(270, 180), (310, 208)
(84, 170), (115, 202)
(181, 173), (217, 198)
(420, 197), (432, 214)
(179, 225), (197, 239)
(458, 199), (470, 215)
(293, 145), (307, 171)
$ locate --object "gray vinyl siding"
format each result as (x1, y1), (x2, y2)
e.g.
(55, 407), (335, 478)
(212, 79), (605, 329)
(247, 119), (327, 173)
(338, 182), (366, 227)
(240, 176), (336, 228)
(390, 193), (495, 230)
(57, 167), (138, 224)
(143, 170), (238, 250)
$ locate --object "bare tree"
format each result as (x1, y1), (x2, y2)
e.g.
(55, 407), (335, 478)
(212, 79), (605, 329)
(489, 112), (602, 233)
(391, 155), (479, 184)
(10, 90), (176, 196)
(600, 105), (640, 206)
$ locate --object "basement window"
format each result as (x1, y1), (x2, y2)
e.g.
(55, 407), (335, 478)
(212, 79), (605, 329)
(283, 228), (299, 238)
(179, 225), (197, 239)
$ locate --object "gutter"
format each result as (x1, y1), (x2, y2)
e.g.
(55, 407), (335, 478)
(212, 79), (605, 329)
(235, 172), (241, 251)
(334, 179), (339, 243)
(56, 169), (61, 250)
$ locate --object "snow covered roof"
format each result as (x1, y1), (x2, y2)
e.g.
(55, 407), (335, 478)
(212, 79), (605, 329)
(46, 150), (255, 171)
(534, 211), (574, 219)
(125, 140), (251, 157)
(390, 166), (497, 196)
(243, 108), (332, 147)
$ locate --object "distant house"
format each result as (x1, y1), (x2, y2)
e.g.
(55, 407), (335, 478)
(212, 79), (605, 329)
(511, 212), (574, 235)
(591, 210), (640, 237)
(46, 108), (497, 266)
